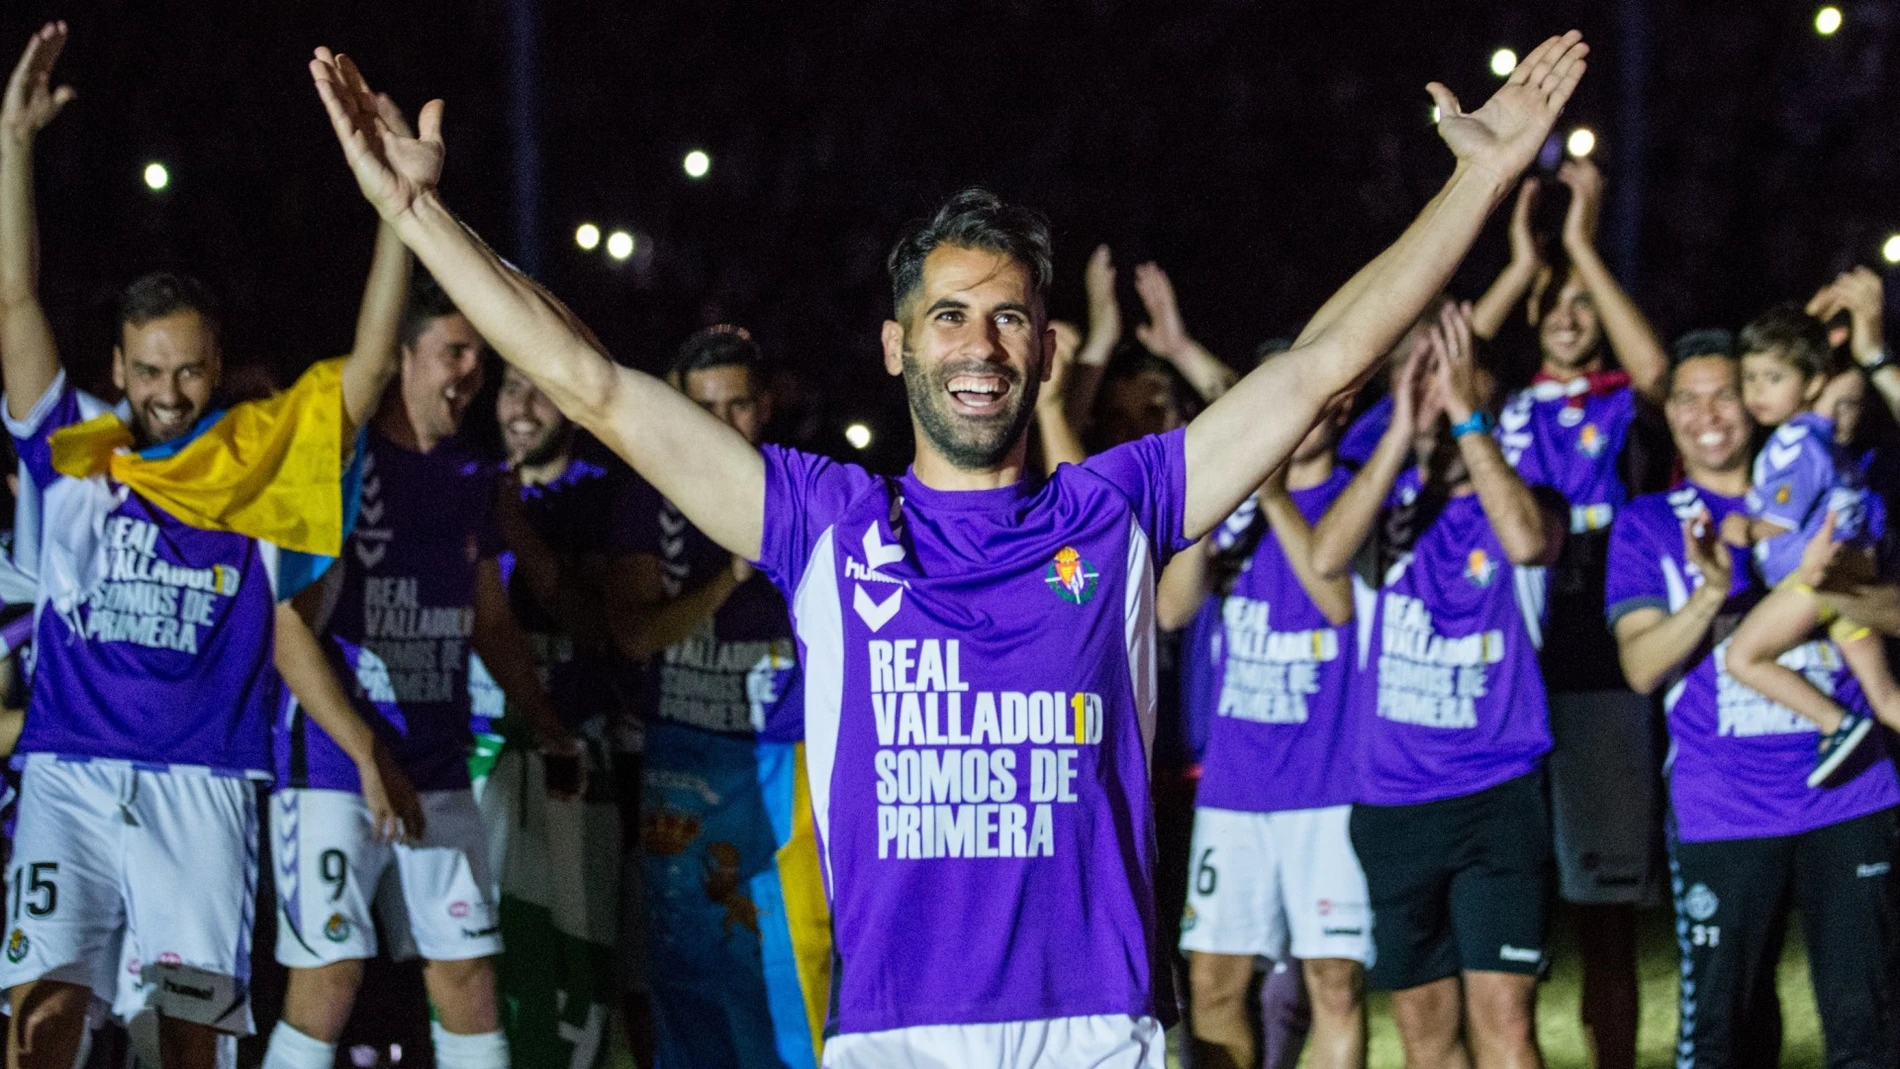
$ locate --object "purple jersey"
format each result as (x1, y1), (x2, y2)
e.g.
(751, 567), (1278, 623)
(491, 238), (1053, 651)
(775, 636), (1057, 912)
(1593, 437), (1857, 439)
(1606, 483), (1900, 842)
(500, 452), (642, 735)
(1338, 394), (1393, 468)
(1197, 469), (1356, 813)
(620, 475), (801, 742)
(1351, 476), (1552, 805)
(6, 376), (279, 776)
(279, 429), (499, 792)
(756, 430), (1191, 1036)
(1748, 412), (1871, 585)
(1500, 376), (1641, 693)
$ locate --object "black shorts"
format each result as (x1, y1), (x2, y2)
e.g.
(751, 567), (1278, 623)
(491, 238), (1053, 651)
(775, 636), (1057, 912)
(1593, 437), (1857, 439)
(1667, 806), (1900, 1069)
(1349, 770), (1553, 991)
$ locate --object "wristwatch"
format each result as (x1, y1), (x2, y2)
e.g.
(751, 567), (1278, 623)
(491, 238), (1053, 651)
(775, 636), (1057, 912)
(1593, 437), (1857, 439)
(1863, 346), (1895, 374)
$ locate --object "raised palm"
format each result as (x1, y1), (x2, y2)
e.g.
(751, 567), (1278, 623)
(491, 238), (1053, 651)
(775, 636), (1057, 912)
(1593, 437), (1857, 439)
(3, 22), (76, 146)
(310, 48), (444, 221)
(1430, 31), (1588, 181)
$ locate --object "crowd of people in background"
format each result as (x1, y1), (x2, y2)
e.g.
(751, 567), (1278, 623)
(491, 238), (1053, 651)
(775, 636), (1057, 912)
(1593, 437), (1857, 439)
(0, 16), (1892, 1069)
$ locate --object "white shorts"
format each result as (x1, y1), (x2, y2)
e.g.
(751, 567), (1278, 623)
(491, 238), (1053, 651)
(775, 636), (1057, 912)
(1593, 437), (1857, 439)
(1548, 690), (1661, 906)
(272, 788), (500, 967)
(1178, 805), (1373, 965)
(823, 1014), (1164, 1069)
(0, 757), (258, 1034)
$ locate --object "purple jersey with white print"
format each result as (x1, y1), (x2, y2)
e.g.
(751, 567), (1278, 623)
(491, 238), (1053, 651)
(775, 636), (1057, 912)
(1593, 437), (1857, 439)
(278, 429), (500, 792)
(6, 376), (279, 775)
(1500, 376), (1641, 693)
(1351, 474), (1552, 806)
(1197, 469), (1356, 813)
(1748, 412), (1872, 585)
(1606, 483), (1900, 842)
(620, 474), (802, 742)
(756, 430), (1192, 1036)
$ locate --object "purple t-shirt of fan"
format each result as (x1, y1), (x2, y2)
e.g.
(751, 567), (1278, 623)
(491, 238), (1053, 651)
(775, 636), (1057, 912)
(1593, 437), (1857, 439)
(7, 376), (279, 776)
(756, 430), (1191, 1036)
(1338, 394), (1393, 468)
(279, 429), (499, 792)
(1197, 469), (1356, 813)
(1606, 483), (1899, 842)
(1351, 474), (1552, 806)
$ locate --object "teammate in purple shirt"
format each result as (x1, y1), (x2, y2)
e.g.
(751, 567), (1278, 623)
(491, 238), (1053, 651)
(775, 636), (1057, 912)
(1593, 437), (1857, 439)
(1157, 397), (1368, 1069)
(1312, 304), (1566, 1069)
(263, 276), (574, 1069)
(1608, 340), (1900, 1068)
(1719, 306), (1900, 787)
(1475, 156), (1673, 1069)
(311, 33), (1589, 1063)
(611, 327), (808, 1068)
(0, 25), (418, 1068)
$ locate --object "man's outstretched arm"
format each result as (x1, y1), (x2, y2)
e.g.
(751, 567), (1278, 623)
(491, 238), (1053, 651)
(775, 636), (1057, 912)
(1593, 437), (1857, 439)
(338, 97), (419, 435)
(1182, 31), (1588, 541)
(0, 23), (75, 419)
(308, 50), (766, 559)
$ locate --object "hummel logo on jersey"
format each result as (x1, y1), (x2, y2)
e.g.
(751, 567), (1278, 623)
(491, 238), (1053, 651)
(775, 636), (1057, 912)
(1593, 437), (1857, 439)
(1498, 944), (1542, 964)
(1858, 862), (1891, 878)
(850, 523), (907, 631)
(1765, 438), (1803, 473)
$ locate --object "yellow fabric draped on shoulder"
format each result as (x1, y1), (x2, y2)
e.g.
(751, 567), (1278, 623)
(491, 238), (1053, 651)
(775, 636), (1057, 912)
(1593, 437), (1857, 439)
(47, 356), (349, 556)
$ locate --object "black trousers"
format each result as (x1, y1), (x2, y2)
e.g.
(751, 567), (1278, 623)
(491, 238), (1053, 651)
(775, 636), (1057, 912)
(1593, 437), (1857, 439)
(1667, 806), (1900, 1069)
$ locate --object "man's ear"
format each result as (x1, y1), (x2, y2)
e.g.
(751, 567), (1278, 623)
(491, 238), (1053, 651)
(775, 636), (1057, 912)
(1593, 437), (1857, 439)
(111, 346), (127, 392)
(881, 320), (906, 377)
(1039, 324), (1056, 383)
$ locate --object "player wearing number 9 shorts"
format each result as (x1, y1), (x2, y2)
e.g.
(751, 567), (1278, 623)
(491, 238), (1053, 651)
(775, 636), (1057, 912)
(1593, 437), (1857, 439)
(263, 278), (576, 1069)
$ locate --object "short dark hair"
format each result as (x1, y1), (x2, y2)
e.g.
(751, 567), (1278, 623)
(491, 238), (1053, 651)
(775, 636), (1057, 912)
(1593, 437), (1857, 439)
(887, 188), (1053, 320)
(117, 272), (221, 340)
(1738, 304), (1835, 380)
(400, 270), (461, 349)
(672, 324), (764, 381)
(1672, 328), (1736, 365)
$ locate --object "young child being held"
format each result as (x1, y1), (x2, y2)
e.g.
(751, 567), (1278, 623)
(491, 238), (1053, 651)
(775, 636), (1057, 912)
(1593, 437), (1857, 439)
(1721, 304), (1896, 787)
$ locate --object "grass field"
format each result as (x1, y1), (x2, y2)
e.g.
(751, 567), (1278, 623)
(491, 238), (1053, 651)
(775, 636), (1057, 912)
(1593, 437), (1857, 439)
(1254, 902), (1825, 1069)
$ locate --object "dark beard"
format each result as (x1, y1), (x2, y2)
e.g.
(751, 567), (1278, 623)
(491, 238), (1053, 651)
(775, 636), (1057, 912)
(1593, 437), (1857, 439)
(514, 423), (574, 470)
(901, 350), (1039, 471)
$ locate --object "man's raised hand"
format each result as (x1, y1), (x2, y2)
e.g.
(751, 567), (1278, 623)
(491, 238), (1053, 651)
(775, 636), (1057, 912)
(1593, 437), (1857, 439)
(309, 48), (444, 221)
(3, 22), (75, 148)
(1558, 157), (1604, 252)
(1429, 31), (1587, 183)
(1133, 262), (1193, 361)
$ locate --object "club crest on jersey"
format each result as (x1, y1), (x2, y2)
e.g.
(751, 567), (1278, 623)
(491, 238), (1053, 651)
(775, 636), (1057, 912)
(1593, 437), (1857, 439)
(1576, 422), (1606, 457)
(1464, 548), (1498, 588)
(323, 914), (352, 943)
(1774, 484), (1791, 506)
(1045, 547), (1099, 605)
(5, 930), (25, 963)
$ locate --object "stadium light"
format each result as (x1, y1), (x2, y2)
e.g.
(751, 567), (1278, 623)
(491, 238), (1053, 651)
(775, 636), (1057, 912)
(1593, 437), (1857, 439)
(1883, 234), (1900, 265)
(1816, 6), (1843, 35)
(1566, 127), (1597, 158)
(844, 423), (873, 450)
(606, 230), (635, 261)
(575, 223), (601, 251)
(1490, 48), (1518, 78)
(143, 162), (169, 191)
(683, 149), (711, 179)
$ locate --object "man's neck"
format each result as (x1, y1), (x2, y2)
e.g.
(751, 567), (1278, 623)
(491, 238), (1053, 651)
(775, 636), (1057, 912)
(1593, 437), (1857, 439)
(1688, 464), (1750, 499)
(516, 451), (573, 487)
(374, 396), (443, 454)
(1539, 355), (1606, 382)
(908, 432), (1030, 492)
(1285, 452), (1335, 492)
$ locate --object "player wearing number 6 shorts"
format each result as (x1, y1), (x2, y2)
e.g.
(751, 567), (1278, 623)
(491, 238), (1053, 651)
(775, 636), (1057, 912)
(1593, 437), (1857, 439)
(263, 277), (577, 1069)
(1160, 394), (1370, 1069)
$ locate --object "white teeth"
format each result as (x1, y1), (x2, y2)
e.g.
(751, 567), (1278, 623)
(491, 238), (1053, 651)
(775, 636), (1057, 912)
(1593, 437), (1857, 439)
(946, 376), (1003, 395)
(1698, 432), (1724, 446)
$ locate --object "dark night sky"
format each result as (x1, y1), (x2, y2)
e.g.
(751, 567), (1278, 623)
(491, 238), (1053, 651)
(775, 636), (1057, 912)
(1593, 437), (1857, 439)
(3, 0), (1896, 469)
